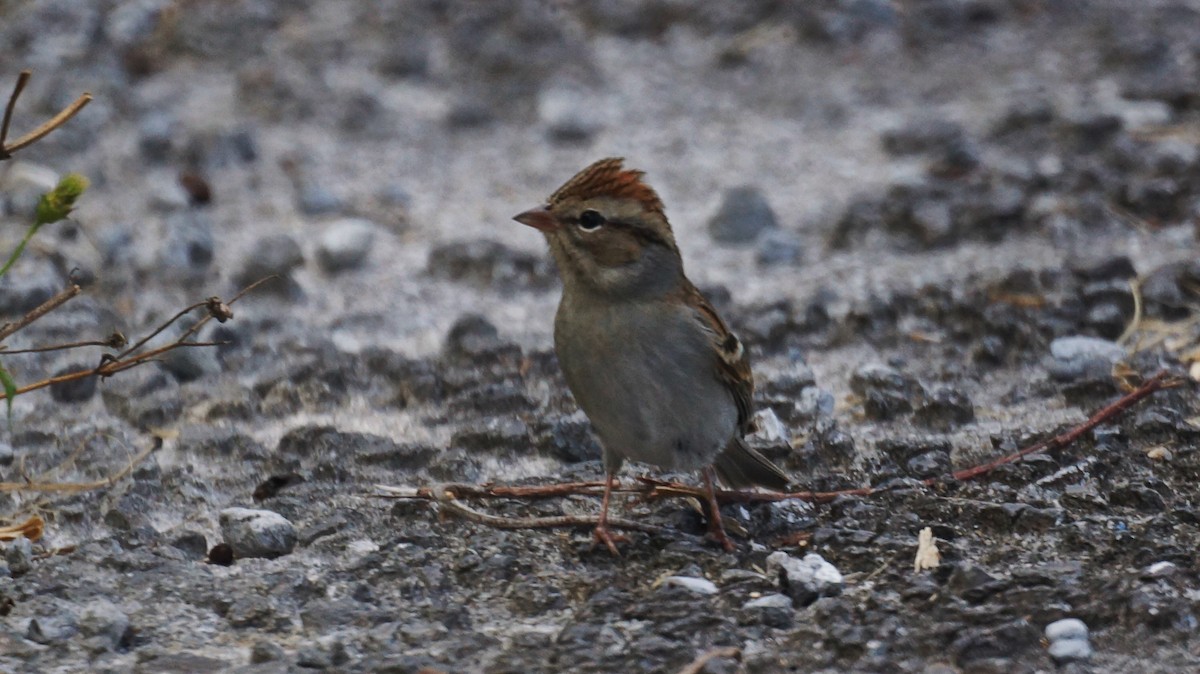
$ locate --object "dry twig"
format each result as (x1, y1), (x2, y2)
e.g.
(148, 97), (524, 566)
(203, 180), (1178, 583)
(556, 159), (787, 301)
(0, 278), (270, 403)
(0, 440), (158, 494)
(377, 371), (1184, 538)
(0, 70), (92, 160)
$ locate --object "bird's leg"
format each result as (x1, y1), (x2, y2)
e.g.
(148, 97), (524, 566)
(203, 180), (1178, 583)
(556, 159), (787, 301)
(702, 466), (736, 552)
(592, 471), (628, 555)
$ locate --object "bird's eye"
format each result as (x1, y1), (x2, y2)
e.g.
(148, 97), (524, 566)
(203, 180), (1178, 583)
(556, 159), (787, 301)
(578, 210), (605, 231)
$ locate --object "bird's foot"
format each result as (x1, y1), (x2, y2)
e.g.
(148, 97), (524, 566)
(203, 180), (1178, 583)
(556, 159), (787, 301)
(591, 524), (628, 556)
(706, 520), (737, 553)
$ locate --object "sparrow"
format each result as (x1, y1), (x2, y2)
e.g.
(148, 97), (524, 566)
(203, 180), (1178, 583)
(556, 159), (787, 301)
(513, 157), (791, 554)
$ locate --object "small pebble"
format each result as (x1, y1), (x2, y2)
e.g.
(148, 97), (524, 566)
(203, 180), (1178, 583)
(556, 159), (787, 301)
(317, 218), (377, 273)
(1049, 336), (1126, 364)
(1047, 637), (1093, 664)
(1044, 617), (1089, 642)
(766, 551), (844, 604)
(5, 537), (34, 576)
(662, 576), (718, 595)
(1142, 561), (1177, 578)
(236, 233), (304, 287)
(750, 408), (788, 443)
(78, 599), (130, 651)
(742, 593), (793, 610)
(219, 507), (297, 559)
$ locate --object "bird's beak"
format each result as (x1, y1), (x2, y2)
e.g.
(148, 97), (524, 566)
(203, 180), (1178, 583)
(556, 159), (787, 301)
(513, 206), (559, 232)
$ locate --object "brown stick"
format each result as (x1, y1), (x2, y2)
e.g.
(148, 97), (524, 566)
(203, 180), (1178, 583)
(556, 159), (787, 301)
(376, 370), (1183, 512)
(2, 94), (92, 155)
(434, 490), (678, 537)
(0, 441), (157, 493)
(0, 283), (81, 343)
(0, 278), (266, 402)
(0, 71), (30, 151)
(946, 369), (1181, 481)
(0, 70), (92, 159)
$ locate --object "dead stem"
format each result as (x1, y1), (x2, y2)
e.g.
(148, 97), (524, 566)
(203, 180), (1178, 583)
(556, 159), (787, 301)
(0, 282), (81, 343)
(0, 70), (92, 160)
(377, 370), (1183, 538)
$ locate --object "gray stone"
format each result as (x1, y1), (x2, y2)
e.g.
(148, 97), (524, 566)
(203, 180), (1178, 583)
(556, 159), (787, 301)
(251, 640), (287, 663)
(755, 228), (804, 266)
(4, 537), (33, 576)
(219, 507), (297, 560)
(316, 218), (376, 273)
(0, 442), (12, 466)
(48, 363), (97, 403)
(161, 345), (221, 383)
(1048, 336), (1126, 382)
(742, 593), (794, 609)
(236, 234), (305, 287)
(159, 211), (215, 280)
(766, 551), (843, 605)
(1047, 637), (1093, 664)
(1044, 618), (1089, 642)
(708, 186), (779, 244)
(78, 599), (130, 651)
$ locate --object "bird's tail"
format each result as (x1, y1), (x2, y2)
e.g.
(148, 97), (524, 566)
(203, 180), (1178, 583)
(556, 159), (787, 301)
(712, 437), (791, 492)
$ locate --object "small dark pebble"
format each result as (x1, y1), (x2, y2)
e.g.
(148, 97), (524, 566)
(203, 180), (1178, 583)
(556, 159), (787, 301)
(207, 543), (235, 566)
(254, 474), (307, 501)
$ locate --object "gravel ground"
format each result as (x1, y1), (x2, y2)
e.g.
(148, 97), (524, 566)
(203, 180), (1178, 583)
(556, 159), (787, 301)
(1, 1), (1199, 672)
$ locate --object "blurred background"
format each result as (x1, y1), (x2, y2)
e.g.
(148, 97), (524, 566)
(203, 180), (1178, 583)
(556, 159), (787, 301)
(2, 1), (1199, 672)
(2, 0), (1195, 361)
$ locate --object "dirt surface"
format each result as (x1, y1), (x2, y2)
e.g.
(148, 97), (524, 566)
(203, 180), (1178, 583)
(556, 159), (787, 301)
(1, 1), (1199, 672)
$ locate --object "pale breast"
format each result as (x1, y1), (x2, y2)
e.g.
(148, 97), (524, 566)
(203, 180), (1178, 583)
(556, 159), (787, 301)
(554, 298), (738, 472)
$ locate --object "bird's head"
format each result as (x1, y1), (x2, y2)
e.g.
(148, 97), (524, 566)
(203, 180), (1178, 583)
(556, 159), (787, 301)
(514, 157), (683, 298)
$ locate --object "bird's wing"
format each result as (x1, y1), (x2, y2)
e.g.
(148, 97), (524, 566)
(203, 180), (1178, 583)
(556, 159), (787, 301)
(680, 281), (755, 435)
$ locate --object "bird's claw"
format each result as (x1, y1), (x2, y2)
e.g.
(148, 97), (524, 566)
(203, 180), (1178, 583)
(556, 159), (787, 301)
(591, 525), (628, 556)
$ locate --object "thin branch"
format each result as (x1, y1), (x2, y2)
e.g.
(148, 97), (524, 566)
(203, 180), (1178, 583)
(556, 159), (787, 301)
(0, 70), (31, 151)
(112, 299), (210, 361)
(377, 371), (1183, 537)
(0, 440), (157, 493)
(176, 275), (273, 344)
(947, 370), (1181, 481)
(434, 490), (678, 537)
(0, 340), (225, 400)
(0, 282), (81, 343)
(2, 94), (92, 156)
(0, 333), (126, 354)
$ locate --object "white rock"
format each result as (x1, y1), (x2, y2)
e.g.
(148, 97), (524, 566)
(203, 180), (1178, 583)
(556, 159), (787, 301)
(317, 218), (376, 273)
(751, 408), (788, 443)
(1047, 637), (1093, 663)
(1044, 617), (1089, 642)
(662, 576), (718, 595)
(766, 551), (844, 594)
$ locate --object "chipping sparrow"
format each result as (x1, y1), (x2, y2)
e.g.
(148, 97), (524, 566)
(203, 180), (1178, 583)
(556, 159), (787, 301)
(514, 158), (791, 554)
